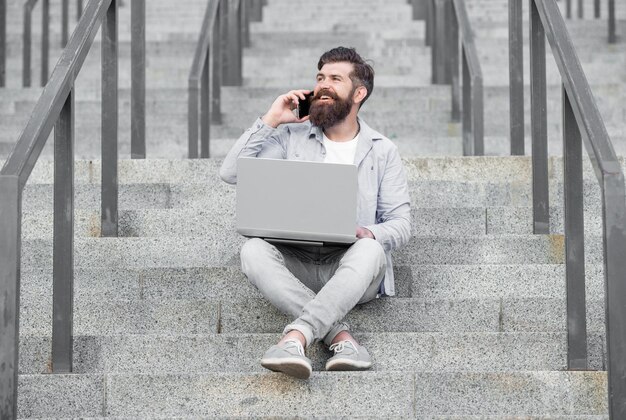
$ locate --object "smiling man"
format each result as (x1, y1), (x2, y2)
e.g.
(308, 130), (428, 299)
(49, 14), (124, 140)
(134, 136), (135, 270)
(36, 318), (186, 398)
(219, 47), (411, 379)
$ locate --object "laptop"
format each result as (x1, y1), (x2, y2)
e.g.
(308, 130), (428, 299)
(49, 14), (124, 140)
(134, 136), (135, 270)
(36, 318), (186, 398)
(236, 157), (358, 247)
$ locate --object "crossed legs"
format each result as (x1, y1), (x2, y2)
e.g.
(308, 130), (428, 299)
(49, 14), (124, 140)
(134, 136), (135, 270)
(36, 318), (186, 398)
(240, 237), (386, 347)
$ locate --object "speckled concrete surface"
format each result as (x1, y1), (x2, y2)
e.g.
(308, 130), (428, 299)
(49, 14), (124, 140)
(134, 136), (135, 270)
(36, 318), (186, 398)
(414, 371), (608, 416)
(16, 371), (608, 418)
(17, 374), (105, 418)
(104, 372), (414, 417)
(18, 331), (606, 375)
(412, 264), (605, 300)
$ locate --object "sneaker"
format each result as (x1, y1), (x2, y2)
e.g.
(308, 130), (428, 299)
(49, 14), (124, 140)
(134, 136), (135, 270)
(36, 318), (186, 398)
(261, 339), (312, 379)
(325, 340), (373, 371)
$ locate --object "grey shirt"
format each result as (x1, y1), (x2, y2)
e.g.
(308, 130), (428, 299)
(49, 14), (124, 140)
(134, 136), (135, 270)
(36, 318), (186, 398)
(219, 117), (412, 296)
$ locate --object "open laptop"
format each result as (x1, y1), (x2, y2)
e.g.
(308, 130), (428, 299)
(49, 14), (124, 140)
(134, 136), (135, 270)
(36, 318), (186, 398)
(236, 157), (358, 247)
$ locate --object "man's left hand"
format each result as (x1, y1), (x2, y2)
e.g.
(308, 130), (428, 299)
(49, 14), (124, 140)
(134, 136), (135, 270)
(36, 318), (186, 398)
(356, 227), (375, 239)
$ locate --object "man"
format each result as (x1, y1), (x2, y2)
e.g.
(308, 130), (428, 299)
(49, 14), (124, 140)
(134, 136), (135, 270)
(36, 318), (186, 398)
(219, 47), (411, 379)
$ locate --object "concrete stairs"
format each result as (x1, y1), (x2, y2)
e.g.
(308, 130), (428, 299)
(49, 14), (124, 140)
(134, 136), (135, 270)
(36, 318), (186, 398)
(14, 157), (611, 417)
(2, 0), (620, 417)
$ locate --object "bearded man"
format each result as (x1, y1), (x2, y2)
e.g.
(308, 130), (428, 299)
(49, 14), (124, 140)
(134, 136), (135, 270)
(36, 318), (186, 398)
(219, 47), (411, 379)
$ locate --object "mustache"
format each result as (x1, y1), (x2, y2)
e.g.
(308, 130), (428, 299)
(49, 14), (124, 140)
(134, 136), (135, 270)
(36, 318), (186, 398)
(313, 89), (338, 101)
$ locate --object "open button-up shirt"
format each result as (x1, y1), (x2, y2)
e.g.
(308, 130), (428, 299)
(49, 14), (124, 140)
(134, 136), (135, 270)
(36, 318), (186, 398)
(219, 117), (412, 296)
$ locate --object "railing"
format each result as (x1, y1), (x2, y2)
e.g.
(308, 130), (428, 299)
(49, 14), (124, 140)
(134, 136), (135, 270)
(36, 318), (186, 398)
(23, 0), (146, 154)
(1, 0), (6, 87)
(564, 0), (617, 43)
(23, 0), (82, 87)
(188, 0), (259, 159)
(422, 0), (484, 156)
(510, 0), (626, 417)
(23, 0), (49, 87)
(0, 0), (119, 417)
(22, 0), (130, 88)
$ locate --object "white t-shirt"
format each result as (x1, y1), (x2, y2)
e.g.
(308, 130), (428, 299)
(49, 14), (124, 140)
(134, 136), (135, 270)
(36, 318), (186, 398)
(323, 132), (360, 164)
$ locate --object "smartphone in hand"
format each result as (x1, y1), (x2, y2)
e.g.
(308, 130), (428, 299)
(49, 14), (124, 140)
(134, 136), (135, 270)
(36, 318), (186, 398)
(297, 91), (314, 119)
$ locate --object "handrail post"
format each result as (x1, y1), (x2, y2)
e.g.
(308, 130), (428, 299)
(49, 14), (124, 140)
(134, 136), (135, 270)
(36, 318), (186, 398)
(241, 0), (250, 48)
(131, 0), (146, 159)
(201, 51), (210, 158)
(461, 48), (483, 156)
(462, 51), (471, 155)
(594, 0), (600, 18)
(101, 0), (118, 237)
(23, 3), (32, 86)
(41, 0), (49, 86)
(224, 0), (243, 86)
(220, 0), (228, 85)
(566, 0), (571, 18)
(0, 0), (6, 87)
(249, 0), (262, 22)
(472, 67), (484, 156)
(52, 88), (75, 373)
(529, 0), (550, 234)
(409, 0), (427, 20)
(509, 0), (525, 155)
(0, 175), (21, 420)
(602, 171), (626, 419)
(62, 0), (69, 47)
(450, 2), (460, 122)
(212, 2), (222, 125)
(577, 0), (583, 18)
(77, 0), (82, 20)
(188, 81), (199, 158)
(608, 0), (615, 43)
(562, 86), (587, 370)
(432, 0), (450, 84)
(425, 0), (434, 46)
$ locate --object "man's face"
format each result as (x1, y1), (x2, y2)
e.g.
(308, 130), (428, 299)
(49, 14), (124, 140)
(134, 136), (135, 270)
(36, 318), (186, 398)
(309, 61), (357, 129)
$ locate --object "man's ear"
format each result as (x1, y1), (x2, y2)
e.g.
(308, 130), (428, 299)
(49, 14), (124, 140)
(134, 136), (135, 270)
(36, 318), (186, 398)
(353, 85), (368, 105)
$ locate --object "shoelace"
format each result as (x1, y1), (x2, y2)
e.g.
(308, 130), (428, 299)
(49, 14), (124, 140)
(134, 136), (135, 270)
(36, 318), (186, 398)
(329, 340), (358, 355)
(282, 339), (305, 356)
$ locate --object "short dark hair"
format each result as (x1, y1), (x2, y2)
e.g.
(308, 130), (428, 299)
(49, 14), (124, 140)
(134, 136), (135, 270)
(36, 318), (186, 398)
(317, 47), (374, 106)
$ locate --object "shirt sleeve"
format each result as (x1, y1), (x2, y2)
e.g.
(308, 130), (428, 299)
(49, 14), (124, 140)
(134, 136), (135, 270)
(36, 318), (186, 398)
(363, 146), (412, 252)
(219, 118), (288, 184)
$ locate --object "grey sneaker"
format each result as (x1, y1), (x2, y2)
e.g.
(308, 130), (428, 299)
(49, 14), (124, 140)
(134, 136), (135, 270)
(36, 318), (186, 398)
(326, 340), (373, 371)
(261, 339), (312, 379)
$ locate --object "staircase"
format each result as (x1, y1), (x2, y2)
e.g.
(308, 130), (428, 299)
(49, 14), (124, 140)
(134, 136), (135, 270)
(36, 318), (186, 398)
(4, 0), (625, 417)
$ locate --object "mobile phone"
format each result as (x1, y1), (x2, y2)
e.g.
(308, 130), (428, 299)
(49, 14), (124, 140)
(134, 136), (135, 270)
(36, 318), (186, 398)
(297, 91), (314, 118)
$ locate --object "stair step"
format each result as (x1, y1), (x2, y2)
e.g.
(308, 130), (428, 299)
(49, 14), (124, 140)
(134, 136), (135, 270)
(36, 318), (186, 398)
(17, 371), (607, 418)
(19, 234), (579, 268)
(18, 332), (605, 375)
(18, 205), (608, 238)
(19, 263), (605, 302)
(17, 296), (608, 338)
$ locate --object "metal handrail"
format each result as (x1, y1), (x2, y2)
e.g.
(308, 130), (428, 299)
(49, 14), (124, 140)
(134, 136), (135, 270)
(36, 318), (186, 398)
(564, 0), (617, 43)
(427, 0), (484, 155)
(452, 0), (484, 156)
(1, 0), (6, 87)
(0, 0), (119, 417)
(188, 0), (221, 159)
(23, 0), (105, 87)
(189, 0), (255, 158)
(511, 0), (626, 417)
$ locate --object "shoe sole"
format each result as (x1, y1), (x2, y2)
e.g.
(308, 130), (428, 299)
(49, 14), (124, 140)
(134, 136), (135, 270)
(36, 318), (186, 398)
(325, 358), (372, 371)
(261, 357), (312, 379)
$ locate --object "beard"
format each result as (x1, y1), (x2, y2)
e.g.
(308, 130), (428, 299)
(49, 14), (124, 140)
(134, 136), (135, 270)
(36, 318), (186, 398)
(308, 89), (353, 129)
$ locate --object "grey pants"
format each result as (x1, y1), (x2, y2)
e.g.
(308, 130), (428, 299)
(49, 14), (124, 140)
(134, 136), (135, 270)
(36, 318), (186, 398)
(240, 237), (386, 347)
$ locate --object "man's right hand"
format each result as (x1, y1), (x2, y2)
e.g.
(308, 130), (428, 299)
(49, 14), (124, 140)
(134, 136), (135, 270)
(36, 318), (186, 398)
(262, 89), (312, 128)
